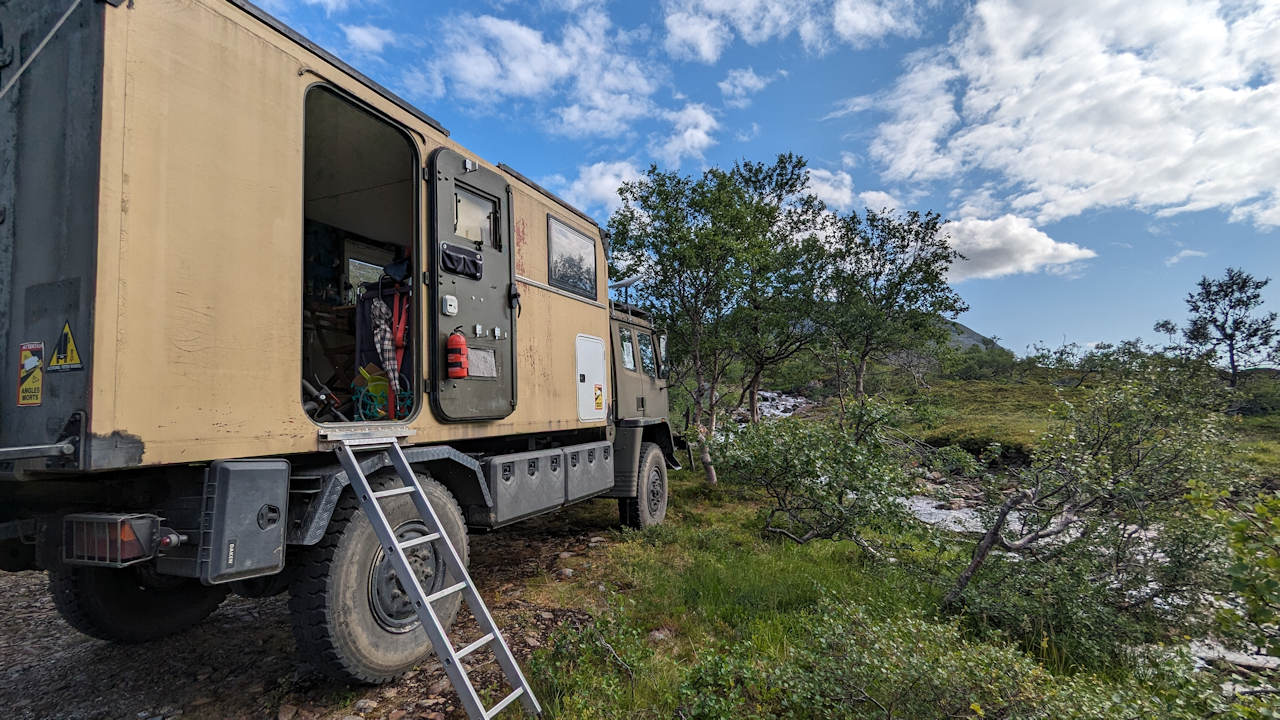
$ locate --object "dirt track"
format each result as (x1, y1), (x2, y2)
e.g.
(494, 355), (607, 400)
(0, 500), (619, 720)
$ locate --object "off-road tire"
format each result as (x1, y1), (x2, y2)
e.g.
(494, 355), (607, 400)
(48, 566), (228, 643)
(288, 471), (469, 684)
(620, 442), (668, 529)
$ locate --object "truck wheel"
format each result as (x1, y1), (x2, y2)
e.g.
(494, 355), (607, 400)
(288, 471), (469, 684)
(48, 566), (228, 643)
(620, 443), (668, 529)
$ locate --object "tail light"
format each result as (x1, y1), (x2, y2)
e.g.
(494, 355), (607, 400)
(63, 513), (159, 567)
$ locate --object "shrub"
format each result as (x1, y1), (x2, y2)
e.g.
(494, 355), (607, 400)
(714, 417), (908, 550)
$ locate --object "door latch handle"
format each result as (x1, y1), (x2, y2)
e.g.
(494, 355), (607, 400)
(579, 374), (586, 382)
(508, 283), (522, 317)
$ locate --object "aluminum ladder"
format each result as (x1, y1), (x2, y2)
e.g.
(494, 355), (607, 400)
(334, 438), (541, 719)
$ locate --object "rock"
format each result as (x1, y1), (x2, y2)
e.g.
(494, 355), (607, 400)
(426, 713), (447, 720)
(929, 471), (944, 480)
(189, 697), (213, 707)
(589, 536), (606, 544)
(558, 551), (573, 560)
(525, 634), (542, 648)
(427, 678), (451, 696)
(341, 716), (363, 720)
(559, 568), (574, 579)
(597, 584), (607, 593)
(354, 698), (379, 713)
(649, 628), (672, 643)
(277, 705), (299, 720)
(539, 611), (554, 620)
(388, 711), (408, 720)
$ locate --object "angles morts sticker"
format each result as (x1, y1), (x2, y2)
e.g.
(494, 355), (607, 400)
(18, 341), (43, 406)
(47, 321), (83, 372)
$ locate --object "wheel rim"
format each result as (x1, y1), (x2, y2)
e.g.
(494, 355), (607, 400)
(367, 520), (442, 633)
(646, 465), (665, 516)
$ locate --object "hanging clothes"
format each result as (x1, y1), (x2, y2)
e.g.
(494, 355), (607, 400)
(369, 296), (397, 380)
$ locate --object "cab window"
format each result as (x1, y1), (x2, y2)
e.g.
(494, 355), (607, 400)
(637, 333), (657, 377)
(619, 327), (637, 371)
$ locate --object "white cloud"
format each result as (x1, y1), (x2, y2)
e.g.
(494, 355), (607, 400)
(858, 190), (900, 211)
(661, 0), (922, 63)
(653, 104), (719, 167)
(301, 0), (356, 15)
(1165, 248), (1208, 266)
(664, 12), (733, 63)
(809, 169), (855, 210)
(946, 215), (1098, 281)
(718, 67), (773, 108)
(340, 24), (396, 54)
(553, 161), (644, 215)
(405, 11), (659, 137)
(833, 0), (921, 46)
(735, 122), (762, 142)
(853, 0), (1280, 229)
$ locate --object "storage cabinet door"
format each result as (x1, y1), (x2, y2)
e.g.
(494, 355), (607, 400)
(576, 334), (607, 422)
(428, 148), (517, 421)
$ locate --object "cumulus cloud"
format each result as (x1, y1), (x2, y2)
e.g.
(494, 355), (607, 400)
(404, 10), (659, 137)
(1165, 248), (1208, 266)
(340, 24), (396, 54)
(664, 12), (734, 63)
(300, 0), (357, 15)
(718, 67), (773, 108)
(808, 169), (855, 210)
(661, 0), (922, 63)
(858, 190), (900, 211)
(945, 215), (1097, 281)
(848, 0), (1280, 229)
(653, 104), (719, 167)
(552, 161), (644, 215)
(833, 0), (921, 46)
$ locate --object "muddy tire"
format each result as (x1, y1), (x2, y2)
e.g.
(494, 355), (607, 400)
(620, 442), (668, 529)
(288, 471), (469, 684)
(49, 566), (228, 643)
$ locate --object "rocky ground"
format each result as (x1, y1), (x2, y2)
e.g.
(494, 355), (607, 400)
(0, 500), (622, 720)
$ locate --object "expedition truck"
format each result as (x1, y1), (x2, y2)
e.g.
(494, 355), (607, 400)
(0, 0), (680, 685)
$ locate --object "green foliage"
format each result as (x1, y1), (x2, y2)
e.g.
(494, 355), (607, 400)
(819, 208), (969, 401)
(1192, 487), (1280, 656)
(714, 416), (908, 545)
(943, 342), (1019, 380)
(948, 358), (1237, 665)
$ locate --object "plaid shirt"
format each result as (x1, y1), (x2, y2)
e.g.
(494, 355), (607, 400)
(369, 297), (398, 380)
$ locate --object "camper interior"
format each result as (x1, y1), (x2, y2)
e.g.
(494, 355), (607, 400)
(300, 87), (419, 423)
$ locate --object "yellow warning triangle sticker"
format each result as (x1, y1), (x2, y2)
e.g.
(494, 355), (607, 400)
(48, 321), (82, 371)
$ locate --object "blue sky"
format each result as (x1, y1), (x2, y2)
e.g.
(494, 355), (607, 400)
(259, 0), (1279, 353)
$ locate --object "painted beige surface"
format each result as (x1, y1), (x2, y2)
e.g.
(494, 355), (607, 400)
(91, 0), (610, 468)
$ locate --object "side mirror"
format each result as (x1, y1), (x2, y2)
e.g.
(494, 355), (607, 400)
(657, 334), (669, 379)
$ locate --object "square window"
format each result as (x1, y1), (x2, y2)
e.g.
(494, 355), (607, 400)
(548, 216), (596, 299)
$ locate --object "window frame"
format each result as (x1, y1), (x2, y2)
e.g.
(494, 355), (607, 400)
(546, 214), (598, 300)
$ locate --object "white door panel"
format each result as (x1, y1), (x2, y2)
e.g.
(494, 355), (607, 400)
(575, 334), (607, 422)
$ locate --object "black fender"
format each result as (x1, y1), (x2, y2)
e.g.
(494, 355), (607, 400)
(606, 419), (681, 498)
(288, 445), (491, 545)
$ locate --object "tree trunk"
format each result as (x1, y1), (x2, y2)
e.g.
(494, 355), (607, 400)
(748, 370), (762, 423)
(854, 356), (869, 399)
(942, 490), (1029, 609)
(1229, 344), (1239, 387)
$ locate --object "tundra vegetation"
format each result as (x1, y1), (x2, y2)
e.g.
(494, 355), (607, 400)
(524, 155), (1280, 718)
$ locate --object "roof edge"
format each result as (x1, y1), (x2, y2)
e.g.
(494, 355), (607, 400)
(497, 163), (600, 230)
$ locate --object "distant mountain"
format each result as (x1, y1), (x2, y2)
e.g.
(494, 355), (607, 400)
(946, 321), (1009, 353)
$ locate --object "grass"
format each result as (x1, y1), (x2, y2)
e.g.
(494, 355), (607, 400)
(521, 371), (1280, 718)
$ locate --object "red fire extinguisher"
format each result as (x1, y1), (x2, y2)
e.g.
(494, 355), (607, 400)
(446, 327), (469, 379)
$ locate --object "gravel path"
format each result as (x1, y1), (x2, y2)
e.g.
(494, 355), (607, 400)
(0, 500), (618, 720)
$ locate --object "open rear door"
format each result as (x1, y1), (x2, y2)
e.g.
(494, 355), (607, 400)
(428, 149), (517, 421)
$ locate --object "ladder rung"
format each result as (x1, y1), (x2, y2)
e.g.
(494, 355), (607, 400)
(398, 533), (440, 550)
(455, 632), (495, 660)
(373, 486), (417, 499)
(484, 687), (525, 719)
(425, 581), (467, 604)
